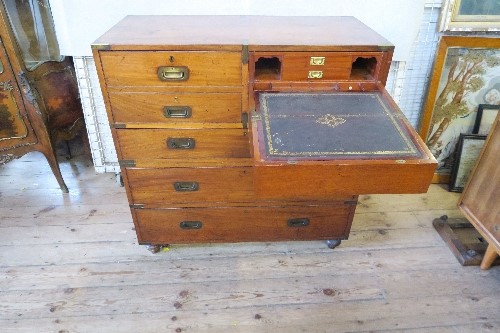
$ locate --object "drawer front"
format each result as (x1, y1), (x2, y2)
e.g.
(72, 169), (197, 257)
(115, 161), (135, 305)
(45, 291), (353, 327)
(117, 128), (251, 160)
(125, 167), (255, 206)
(134, 205), (355, 244)
(108, 92), (242, 124)
(282, 53), (352, 81)
(100, 51), (241, 87)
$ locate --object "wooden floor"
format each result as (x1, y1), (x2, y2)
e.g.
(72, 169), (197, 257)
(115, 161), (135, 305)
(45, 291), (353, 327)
(1, 149), (499, 333)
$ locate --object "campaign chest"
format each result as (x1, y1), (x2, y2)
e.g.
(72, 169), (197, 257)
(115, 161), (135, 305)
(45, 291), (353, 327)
(92, 16), (436, 249)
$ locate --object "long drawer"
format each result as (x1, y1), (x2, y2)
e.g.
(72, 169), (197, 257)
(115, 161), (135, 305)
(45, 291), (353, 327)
(99, 51), (242, 87)
(133, 204), (356, 244)
(124, 167), (255, 206)
(116, 128), (251, 161)
(108, 92), (242, 124)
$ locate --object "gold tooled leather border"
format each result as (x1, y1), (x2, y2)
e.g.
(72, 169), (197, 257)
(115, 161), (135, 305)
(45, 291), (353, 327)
(259, 92), (418, 157)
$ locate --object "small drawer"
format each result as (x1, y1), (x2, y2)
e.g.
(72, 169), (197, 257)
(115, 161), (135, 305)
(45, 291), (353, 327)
(108, 92), (242, 124)
(133, 204), (355, 244)
(125, 167), (255, 206)
(282, 53), (352, 81)
(100, 51), (241, 87)
(116, 128), (251, 161)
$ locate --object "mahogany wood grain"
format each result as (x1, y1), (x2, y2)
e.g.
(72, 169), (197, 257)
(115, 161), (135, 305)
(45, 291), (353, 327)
(99, 51), (241, 87)
(93, 16), (393, 52)
(281, 53), (351, 81)
(125, 167), (255, 206)
(254, 163), (436, 199)
(124, 167), (355, 207)
(92, 15), (434, 247)
(108, 92), (242, 125)
(133, 204), (355, 244)
(280, 52), (382, 82)
(116, 128), (251, 161)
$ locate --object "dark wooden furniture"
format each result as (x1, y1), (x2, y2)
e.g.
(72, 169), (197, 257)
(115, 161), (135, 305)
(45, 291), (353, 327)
(458, 112), (500, 269)
(92, 16), (436, 248)
(0, 2), (84, 192)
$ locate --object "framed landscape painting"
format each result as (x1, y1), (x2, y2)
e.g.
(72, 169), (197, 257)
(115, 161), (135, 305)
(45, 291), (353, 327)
(419, 36), (500, 182)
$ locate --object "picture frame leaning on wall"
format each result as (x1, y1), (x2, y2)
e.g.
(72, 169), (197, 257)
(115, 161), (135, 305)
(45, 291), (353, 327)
(448, 134), (486, 192)
(440, 0), (500, 31)
(473, 104), (500, 135)
(419, 36), (500, 183)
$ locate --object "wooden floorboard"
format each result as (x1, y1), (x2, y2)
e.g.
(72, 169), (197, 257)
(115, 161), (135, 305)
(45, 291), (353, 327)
(0, 151), (499, 333)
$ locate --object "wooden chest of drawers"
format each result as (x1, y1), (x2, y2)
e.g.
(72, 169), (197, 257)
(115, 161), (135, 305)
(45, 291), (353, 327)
(93, 16), (436, 249)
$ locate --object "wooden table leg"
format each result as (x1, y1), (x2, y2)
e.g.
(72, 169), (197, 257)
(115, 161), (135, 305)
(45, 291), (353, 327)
(480, 244), (499, 270)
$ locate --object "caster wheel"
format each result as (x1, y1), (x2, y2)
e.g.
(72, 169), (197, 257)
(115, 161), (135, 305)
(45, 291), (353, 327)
(146, 244), (169, 253)
(326, 239), (342, 249)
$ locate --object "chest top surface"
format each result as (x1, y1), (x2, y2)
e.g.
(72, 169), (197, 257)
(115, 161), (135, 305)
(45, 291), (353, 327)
(93, 15), (393, 51)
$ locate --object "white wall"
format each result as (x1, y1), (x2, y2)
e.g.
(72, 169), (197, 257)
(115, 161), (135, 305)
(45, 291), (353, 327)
(49, 0), (425, 61)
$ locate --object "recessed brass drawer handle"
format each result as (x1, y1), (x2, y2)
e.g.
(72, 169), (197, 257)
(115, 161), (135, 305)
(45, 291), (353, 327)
(157, 66), (189, 81)
(308, 70), (323, 79)
(180, 221), (203, 230)
(173, 181), (199, 192)
(288, 218), (310, 227)
(167, 137), (196, 149)
(310, 56), (325, 66)
(163, 106), (192, 118)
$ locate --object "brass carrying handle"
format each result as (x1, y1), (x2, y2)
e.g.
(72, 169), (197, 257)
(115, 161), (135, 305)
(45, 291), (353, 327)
(163, 106), (192, 118)
(173, 181), (199, 192)
(167, 138), (196, 149)
(179, 221), (203, 230)
(310, 56), (325, 66)
(288, 218), (310, 227)
(157, 66), (190, 81)
(308, 70), (323, 79)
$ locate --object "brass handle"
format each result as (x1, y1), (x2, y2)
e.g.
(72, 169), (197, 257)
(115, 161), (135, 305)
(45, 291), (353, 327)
(180, 221), (203, 230)
(173, 181), (199, 192)
(288, 218), (310, 227)
(157, 66), (189, 81)
(163, 106), (192, 118)
(308, 71), (323, 79)
(167, 138), (195, 149)
(310, 57), (325, 66)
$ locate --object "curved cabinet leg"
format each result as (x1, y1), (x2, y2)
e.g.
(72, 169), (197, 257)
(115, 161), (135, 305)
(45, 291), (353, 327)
(326, 239), (342, 249)
(42, 151), (68, 193)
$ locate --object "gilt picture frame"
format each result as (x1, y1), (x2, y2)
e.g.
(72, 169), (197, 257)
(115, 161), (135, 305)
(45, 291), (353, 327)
(419, 36), (500, 182)
(440, 0), (500, 31)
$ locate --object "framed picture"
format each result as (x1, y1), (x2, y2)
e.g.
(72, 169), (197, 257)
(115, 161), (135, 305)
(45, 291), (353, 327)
(473, 104), (500, 135)
(449, 134), (486, 192)
(440, 0), (500, 31)
(419, 36), (500, 182)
